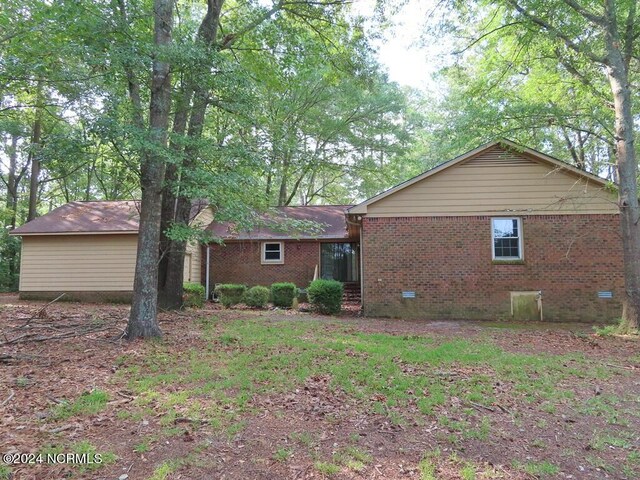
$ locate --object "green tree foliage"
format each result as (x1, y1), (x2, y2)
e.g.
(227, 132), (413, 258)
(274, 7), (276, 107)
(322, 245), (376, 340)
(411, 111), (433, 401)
(425, 1), (633, 179)
(0, 0), (425, 323)
(241, 12), (422, 205)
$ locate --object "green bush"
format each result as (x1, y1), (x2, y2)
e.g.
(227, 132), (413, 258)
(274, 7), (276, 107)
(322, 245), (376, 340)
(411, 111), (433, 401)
(183, 282), (205, 308)
(215, 284), (246, 308)
(244, 286), (270, 308)
(307, 279), (343, 315)
(271, 282), (297, 308)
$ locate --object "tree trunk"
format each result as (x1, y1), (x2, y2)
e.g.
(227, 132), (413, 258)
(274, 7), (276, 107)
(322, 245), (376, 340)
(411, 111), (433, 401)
(126, 0), (173, 340)
(157, 84), (191, 309)
(5, 134), (20, 290)
(604, 4), (640, 333)
(278, 155), (289, 206)
(157, 0), (224, 310)
(158, 88), (210, 308)
(608, 69), (640, 333)
(27, 113), (42, 222)
(158, 194), (191, 309)
(6, 134), (19, 229)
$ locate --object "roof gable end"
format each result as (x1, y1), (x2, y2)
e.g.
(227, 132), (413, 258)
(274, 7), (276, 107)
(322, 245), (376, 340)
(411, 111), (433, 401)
(349, 139), (614, 216)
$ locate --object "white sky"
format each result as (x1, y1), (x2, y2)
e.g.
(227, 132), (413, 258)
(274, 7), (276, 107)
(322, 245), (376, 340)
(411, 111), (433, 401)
(352, 0), (452, 91)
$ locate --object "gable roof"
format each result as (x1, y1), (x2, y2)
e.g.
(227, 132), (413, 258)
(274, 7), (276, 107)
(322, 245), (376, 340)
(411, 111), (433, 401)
(11, 200), (212, 236)
(349, 139), (612, 215)
(207, 205), (353, 240)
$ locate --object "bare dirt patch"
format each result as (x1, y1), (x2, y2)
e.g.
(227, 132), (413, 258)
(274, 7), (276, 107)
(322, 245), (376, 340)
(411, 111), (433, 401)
(1, 295), (639, 480)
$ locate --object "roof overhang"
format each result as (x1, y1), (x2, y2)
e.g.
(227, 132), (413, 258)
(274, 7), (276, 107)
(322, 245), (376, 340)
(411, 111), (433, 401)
(11, 230), (138, 236)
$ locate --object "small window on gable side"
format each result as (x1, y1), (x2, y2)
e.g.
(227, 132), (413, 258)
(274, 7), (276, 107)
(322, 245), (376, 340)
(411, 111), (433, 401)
(262, 241), (284, 264)
(492, 218), (523, 261)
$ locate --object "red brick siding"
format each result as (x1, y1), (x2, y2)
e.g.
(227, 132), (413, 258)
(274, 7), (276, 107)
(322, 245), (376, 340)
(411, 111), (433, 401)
(208, 241), (320, 288)
(362, 215), (623, 322)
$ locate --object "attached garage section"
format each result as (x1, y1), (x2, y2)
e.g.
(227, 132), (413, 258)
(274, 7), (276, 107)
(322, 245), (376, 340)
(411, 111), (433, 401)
(19, 234), (138, 301)
(12, 200), (213, 302)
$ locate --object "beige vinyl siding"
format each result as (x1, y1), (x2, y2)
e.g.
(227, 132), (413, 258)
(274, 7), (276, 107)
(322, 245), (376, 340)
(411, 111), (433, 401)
(183, 253), (193, 283)
(19, 234), (138, 291)
(183, 207), (213, 285)
(366, 147), (618, 217)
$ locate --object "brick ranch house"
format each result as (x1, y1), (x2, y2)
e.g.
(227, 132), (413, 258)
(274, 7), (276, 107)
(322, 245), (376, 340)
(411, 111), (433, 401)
(12, 140), (624, 321)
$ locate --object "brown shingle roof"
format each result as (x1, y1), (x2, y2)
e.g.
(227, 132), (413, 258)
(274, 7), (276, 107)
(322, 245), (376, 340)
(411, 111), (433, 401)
(11, 200), (211, 235)
(207, 205), (352, 240)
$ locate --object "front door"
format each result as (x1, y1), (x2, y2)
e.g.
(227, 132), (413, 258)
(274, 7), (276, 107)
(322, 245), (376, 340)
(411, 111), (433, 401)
(320, 243), (359, 282)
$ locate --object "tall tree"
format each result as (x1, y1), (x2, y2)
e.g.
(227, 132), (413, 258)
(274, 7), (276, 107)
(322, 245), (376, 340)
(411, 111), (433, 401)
(156, 0), (390, 309)
(126, 0), (174, 339)
(157, 0), (227, 310)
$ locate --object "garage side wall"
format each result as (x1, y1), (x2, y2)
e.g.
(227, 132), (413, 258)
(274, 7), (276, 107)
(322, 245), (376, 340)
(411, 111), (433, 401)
(362, 215), (623, 322)
(19, 234), (138, 299)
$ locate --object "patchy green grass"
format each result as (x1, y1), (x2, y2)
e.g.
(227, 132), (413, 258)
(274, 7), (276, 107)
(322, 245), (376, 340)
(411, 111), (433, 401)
(314, 460), (341, 475)
(51, 389), (109, 420)
(0, 465), (12, 480)
(117, 316), (616, 435)
(418, 458), (437, 480)
(96, 313), (639, 479)
(147, 461), (178, 480)
(513, 460), (560, 477)
(71, 441), (116, 473)
(333, 445), (372, 472)
(6, 296), (639, 480)
(273, 447), (293, 462)
(37, 441), (116, 474)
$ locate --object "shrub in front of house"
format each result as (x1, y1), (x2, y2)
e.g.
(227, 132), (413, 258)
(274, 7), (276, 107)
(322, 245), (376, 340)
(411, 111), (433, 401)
(183, 282), (205, 309)
(215, 284), (246, 308)
(271, 282), (297, 308)
(244, 286), (270, 308)
(307, 279), (343, 315)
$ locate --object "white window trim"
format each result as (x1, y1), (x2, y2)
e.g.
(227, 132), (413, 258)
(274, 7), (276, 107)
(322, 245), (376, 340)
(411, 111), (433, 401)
(261, 241), (284, 265)
(491, 217), (524, 261)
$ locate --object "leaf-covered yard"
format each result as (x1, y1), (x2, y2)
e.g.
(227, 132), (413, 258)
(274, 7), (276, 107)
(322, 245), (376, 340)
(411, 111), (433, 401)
(1, 295), (639, 479)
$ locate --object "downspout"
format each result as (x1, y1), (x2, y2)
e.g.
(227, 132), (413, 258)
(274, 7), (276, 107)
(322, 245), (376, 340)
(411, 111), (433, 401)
(205, 245), (211, 300)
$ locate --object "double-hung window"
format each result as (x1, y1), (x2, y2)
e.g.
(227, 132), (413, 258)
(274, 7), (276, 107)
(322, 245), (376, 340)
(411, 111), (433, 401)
(492, 218), (523, 261)
(261, 241), (284, 264)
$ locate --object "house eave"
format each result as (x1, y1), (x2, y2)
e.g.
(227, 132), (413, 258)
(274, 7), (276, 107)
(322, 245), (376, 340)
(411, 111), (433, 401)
(10, 230), (139, 237)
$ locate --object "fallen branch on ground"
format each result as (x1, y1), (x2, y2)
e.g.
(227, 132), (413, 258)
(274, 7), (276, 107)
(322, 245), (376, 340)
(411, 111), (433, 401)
(1, 390), (15, 407)
(0, 325), (117, 346)
(174, 417), (212, 425)
(468, 401), (495, 412)
(17, 293), (66, 328)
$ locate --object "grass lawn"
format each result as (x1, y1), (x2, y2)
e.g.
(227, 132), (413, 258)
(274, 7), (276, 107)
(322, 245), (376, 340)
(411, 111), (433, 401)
(1, 297), (639, 479)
